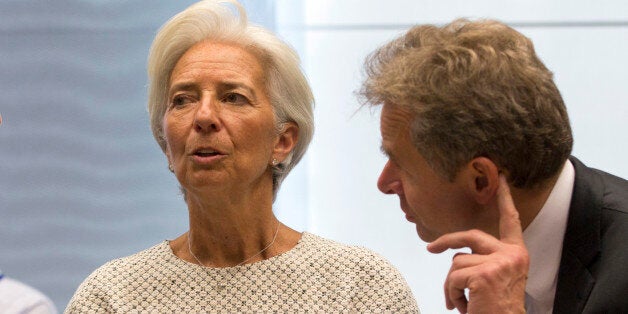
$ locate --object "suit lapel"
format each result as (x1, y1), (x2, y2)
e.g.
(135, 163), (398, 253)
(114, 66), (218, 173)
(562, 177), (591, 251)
(553, 157), (602, 313)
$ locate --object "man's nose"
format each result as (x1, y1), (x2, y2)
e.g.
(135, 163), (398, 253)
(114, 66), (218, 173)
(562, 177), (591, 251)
(377, 161), (402, 195)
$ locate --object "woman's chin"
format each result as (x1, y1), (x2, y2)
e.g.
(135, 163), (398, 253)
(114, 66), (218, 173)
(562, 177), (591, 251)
(181, 174), (230, 193)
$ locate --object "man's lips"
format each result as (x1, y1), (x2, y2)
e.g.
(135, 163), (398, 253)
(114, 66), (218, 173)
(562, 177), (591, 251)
(404, 212), (415, 223)
(399, 199), (415, 223)
(401, 207), (415, 222)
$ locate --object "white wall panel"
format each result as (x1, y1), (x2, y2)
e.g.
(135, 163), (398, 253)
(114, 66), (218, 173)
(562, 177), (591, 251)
(521, 27), (628, 177)
(286, 0), (628, 26)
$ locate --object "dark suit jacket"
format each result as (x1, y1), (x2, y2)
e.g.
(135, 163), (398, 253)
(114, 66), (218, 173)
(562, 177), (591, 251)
(553, 157), (628, 313)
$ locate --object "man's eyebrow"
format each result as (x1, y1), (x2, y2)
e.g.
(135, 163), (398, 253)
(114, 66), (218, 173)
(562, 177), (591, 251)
(379, 144), (391, 157)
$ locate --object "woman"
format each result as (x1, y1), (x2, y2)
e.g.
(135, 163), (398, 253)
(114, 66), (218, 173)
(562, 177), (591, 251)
(65, 1), (418, 312)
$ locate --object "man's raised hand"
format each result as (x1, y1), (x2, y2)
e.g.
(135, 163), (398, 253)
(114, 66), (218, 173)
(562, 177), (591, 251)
(427, 175), (529, 314)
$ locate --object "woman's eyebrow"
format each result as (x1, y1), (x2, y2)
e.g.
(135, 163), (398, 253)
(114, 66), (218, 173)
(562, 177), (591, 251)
(168, 82), (196, 95)
(220, 82), (257, 97)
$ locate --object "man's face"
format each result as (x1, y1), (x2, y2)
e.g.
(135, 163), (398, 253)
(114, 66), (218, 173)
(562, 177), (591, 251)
(378, 103), (478, 242)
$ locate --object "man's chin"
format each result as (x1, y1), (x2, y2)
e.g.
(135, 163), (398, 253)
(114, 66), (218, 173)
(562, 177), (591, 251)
(415, 224), (438, 243)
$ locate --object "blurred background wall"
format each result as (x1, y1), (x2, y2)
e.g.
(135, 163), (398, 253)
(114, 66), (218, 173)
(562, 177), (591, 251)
(1, 1), (626, 312)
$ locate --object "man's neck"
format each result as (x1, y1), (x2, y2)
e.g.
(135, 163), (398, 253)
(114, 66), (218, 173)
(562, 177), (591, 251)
(509, 172), (562, 231)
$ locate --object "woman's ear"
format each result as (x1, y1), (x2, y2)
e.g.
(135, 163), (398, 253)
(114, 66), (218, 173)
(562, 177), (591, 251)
(464, 157), (500, 205)
(163, 140), (174, 170)
(272, 122), (299, 162)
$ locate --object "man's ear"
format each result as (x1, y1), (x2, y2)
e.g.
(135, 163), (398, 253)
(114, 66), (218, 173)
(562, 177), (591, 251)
(272, 122), (299, 163)
(463, 157), (500, 205)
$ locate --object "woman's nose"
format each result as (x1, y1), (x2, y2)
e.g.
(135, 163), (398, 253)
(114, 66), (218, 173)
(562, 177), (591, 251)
(194, 97), (220, 132)
(377, 161), (402, 195)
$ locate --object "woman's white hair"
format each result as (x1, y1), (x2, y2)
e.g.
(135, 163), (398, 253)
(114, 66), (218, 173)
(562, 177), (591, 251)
(147, 0), (314, 198)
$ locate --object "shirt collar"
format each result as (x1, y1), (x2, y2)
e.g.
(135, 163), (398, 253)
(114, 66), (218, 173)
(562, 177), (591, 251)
(523, 160), (575, 305)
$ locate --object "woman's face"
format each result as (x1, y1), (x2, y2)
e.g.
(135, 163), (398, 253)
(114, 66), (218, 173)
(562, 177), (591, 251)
(163, 41), (294, 195)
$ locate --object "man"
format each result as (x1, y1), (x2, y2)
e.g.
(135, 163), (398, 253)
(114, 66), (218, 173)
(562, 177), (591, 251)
(360, 19), (628, 313)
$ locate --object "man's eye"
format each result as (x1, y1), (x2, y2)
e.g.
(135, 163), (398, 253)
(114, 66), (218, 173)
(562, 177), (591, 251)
(222, 93), (249, 105)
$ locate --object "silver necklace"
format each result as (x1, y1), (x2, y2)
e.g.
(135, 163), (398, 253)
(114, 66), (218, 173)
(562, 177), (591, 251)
(187, 221), (280, 268)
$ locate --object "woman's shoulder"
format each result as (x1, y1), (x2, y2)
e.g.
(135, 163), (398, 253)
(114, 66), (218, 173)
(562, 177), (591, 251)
(65, 241), (174, 312)
(297, 232), (419, 312)
(94, 241), (171, 275)
(72, 241), (172, 293)
(299, 232), (398, 268)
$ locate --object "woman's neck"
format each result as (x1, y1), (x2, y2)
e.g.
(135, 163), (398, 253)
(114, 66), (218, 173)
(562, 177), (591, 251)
(170, 180), (301, 267)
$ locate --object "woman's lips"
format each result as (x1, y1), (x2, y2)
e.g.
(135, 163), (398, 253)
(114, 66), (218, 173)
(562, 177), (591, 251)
(190, 152), (225, 164)
(188, 146), (226, 164)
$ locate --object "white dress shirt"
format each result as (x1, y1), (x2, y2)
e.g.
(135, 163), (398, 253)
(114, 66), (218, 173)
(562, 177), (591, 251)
(522, 160), (575, 314)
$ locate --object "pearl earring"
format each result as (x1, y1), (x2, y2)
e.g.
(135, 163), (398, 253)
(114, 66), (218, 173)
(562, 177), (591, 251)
(168, 164), (174, 172)
(272, 158), (278, 166)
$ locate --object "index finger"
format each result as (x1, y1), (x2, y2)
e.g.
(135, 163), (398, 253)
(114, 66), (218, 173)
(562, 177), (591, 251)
(495, 174), (524, 244)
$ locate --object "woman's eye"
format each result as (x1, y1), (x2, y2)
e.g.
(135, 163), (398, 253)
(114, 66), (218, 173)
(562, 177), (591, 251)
(171, 95), (193, 107)
(222, 93), (249, 105)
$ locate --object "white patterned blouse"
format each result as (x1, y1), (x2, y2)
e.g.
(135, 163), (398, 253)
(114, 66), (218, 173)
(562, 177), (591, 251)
(65, 232), (419, 313)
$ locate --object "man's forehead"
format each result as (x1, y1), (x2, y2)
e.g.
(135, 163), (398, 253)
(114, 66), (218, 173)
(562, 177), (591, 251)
(380, 103), (414, 138)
